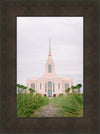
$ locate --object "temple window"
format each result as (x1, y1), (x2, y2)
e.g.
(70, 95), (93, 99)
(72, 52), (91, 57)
(48, 81), (52, 88)
(58, 83), (60, 89)
(40, 83), (42, 90)
(53, 83), (55, 92)
(65, 84), (69, 90)
(45, 83), (47, 92)
(31, 84), (35, 89)
(48, 64), (52, 73)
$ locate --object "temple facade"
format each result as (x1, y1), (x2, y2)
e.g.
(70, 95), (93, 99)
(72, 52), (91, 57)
(26, 38), (73, 97)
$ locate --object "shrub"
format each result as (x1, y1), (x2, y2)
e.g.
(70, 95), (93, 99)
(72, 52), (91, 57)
(65, 88), (70, 94)
(71, 84), (82, 94)
(52, 93), (83, 117)
(17, 84), (27, 94)
(17, 93), (49, 117)
(59, 93), (63, 96)
(29, 88), (35, 94)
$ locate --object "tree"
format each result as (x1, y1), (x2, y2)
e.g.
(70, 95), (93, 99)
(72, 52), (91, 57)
(71, 86), (76, 93)
(16, 84), (22, 93)
(21, 85), (28, 93)
(17, 84), (27, 94)
(76, 84), (82, 88)
(76, 84), (82, 94)
(29, 88), (35, 94)
(17, 84), (20, 93)
(71, 84), (82, 94)
(71, 86), (76, 89)
(65, 88), (70, 94)
(24, 86), (27, 93)
(20, 85), (24, 93)
(24, 86), (27, 90)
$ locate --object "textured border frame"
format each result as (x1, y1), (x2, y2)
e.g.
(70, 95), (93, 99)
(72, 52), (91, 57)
(1, 1), (99, 133)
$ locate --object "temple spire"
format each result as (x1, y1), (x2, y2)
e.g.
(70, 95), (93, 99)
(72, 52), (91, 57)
(48, 37), (51, 57)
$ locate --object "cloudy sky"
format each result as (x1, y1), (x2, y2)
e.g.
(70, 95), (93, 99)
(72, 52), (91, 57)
(17, 17), (83, 92)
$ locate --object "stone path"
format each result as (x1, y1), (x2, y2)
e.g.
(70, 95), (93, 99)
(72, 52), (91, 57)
(34, 101), (59, 117)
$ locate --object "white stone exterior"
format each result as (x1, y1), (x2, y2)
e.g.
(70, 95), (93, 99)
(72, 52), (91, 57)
(26, 38), (73, 97)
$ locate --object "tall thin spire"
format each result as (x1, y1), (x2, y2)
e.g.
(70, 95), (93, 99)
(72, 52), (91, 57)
(48, 37), (51, 57)
(49, 37), (51, 52)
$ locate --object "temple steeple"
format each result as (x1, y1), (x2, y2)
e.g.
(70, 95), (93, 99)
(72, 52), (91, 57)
(41, 37), (58, 78)
(48, 37), (51, 58)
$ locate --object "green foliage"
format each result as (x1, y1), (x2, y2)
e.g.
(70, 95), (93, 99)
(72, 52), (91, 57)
(17, 84), (27, 93)
(29, 88), (35, 94)
(71, 84), (82, 94)
(59, 93), (64, 96)
(24, 86), (27, 89)
(17, 84), (20, 87)
(76, 84), (82, 89)
(35, 93), (42, 97)
(65, 88), (70, 93)
(71, 86), (76, 89)
(71, 84), (82, 89)
(17, 94), (50, 117)
(52, 93), (83, 117)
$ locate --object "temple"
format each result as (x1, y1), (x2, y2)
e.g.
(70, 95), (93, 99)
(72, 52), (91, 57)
(26, 37), (73, 97)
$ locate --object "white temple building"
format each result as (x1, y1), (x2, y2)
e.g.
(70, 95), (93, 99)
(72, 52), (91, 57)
(26, 38), (73, 97)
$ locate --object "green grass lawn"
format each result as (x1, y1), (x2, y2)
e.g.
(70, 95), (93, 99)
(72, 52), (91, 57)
(51, 93), (83, 117)
(17, 93), (50, 117)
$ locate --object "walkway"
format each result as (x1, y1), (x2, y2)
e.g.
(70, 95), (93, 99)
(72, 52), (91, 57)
(34, 101), (59, 117)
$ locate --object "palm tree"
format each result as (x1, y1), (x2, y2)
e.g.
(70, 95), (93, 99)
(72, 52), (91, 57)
(71, 84), (82, 94)
(76, 84), (82, 94)
(17, 84), (20, 93)
(18, 85), (24, 93)
(29, 88), (35, 94)
(24, 86), (27, 89)
(71, 86), (76, 93)
(24, 86), (27, 93)
(17, 84), (22, 93)
(65, 88), (70, 94)
(17, 84), (28, 93)
(17, 84), (27, 93)
(21, 85), (28, 93)
(20, 85), (24, 93)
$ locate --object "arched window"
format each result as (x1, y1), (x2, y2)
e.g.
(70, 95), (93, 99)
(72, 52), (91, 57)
(31, 84), (35, 89)
(58, 83), (60, 89)
(48, 64), (52, 73)
(45, 83), (47, 92)
(40, 83), (42, 90)
(65, 84), (69, 90)
(53, 83), (55, 92)
(48, 81), (52, 88)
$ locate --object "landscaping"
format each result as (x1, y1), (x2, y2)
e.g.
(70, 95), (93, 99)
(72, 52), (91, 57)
(17, 84), (83, 117)
(17, 93), (50, 117)
(51, 93), (83, 117)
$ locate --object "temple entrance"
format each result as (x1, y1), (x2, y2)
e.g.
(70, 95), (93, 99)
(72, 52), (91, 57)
(48, 90), (52, 97)
(48, 81), (52, 97)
